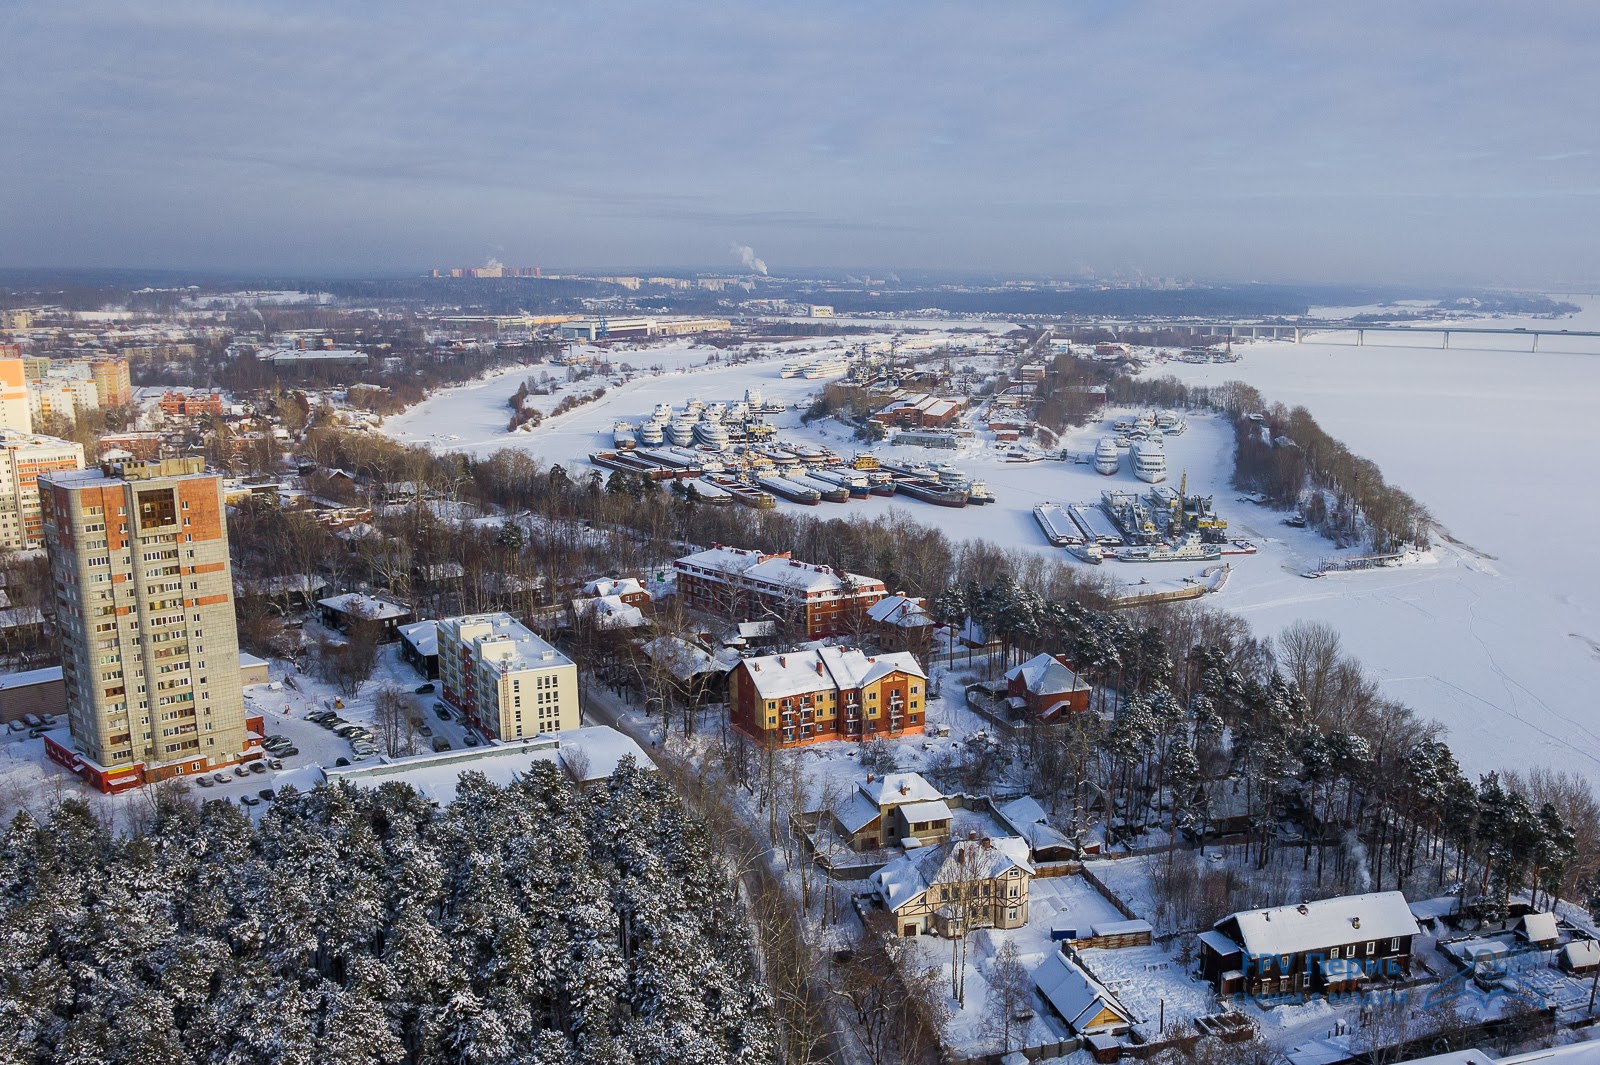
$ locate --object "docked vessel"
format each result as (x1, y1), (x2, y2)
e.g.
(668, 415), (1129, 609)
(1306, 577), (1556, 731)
(612, 420), (638, 450)
(1118, 537), (1222, 563)
(652, 402), (673, 421)
(1130, 438), (1167, 484)
(705, 474), (776, 509)
(665, 418), (697, 447)
(693, 419), (731, 451)
(798, 356), (849, 379)
(793, 475), (850, 503)
(636, 419), (665, 447)
(759, 475), (822, 505)
(895, 477), (969, 507)
(1069, 542), (1104, 564)
(810, 467), (871, 498)
(659, 445), (722, 474)
(675, 479), (733, 506)
(966, 479), (995, 505)
(866, 471), (897, 496)
(1094, 436), (1120, 475)
(779, 359), (813, 378)
(588, 451), (677, 480)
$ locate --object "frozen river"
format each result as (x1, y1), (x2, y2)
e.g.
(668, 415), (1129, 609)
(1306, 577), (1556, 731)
(382, 306), (1600, 785)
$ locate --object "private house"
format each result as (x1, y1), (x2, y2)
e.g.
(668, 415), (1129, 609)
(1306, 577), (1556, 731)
(570, 593), (648, 630)
(1560, 940), (1600, 977)
(638, 636), (730, 707)
(580, 576), (651, 608)
(727, 646), (926, 748)
(1198, 891), (1420, 999)
(1004, 653), (1092, 721)
(1516, 911), (1560, 951)
(398, 620), (439, 679)
(867, 593), (936, 655)
(1033, 953), (1135, 1037)
(673, 546), (885, 639)
(832, 771), (953, 852)
(316, 592), (414, 641)
(869, 834), (1033, 938)
(996, 795), (1079, 862)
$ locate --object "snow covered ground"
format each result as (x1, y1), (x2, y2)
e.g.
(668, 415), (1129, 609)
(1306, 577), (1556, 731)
(1157, 295), (1600, 786)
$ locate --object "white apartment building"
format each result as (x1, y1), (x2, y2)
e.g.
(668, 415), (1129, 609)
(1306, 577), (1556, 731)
(0, 430), (84, 549)
(29, 375), (100, 424)
(437, 612), (579, 741)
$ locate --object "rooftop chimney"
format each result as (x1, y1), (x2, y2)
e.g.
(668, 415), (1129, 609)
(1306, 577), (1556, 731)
(980, 837), (992, 849)
(866, 773), (875, 784)
(900, 783), (909, 795)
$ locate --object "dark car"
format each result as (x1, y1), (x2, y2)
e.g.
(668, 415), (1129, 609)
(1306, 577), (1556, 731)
(434, 705), (450, 720)
(240, 795), (260, 807)
(281, 747), (299, 757)
(258, 789), (275, 801)
(414, 683), (435, 694)
(335, 757), (350, 767)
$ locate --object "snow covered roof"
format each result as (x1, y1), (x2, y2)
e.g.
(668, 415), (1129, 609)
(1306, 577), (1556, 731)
(1222, 891), (1420, 958)
(639, 636), (721, 680)
(1198, 930), (1241, 957)
(674, 545), (769, 577)
(898, 799), (953, 825)
(317, 592), (411, 621)
(739, 647), (925, 701)
(866, 594), (934, 627)
(1033, 953), (1134, 1034)
(582, 576), (645, 598)
(870, 852), (930, 912)
(398, 620), (438, 657)
(1562, 940), (1600, 968)
(1518, 911), (1558, 943)
(1005, 652), (1089, 696)
(1091, 919), (1153, 938)
(0, 665), (62, 689)
(741, 556), (879, 596)
(321, 726), (654, 802)
(570, 595), (647, 629)
(861, 772), (943, 806)
(836, 793), (883, 835)
(997, 796), (1074, 853)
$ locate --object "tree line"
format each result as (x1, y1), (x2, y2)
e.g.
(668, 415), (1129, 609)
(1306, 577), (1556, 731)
(0, 759), (774, 1065)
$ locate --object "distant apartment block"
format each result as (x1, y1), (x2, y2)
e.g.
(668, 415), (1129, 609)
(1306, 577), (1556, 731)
(0, 357), (32, 434)
(557, 316), (733, 342)
(29, 376), (99, 424)
(0, 430), (85, 549)
(40, 458), (253, 792)
(673, 545), (886, 638)
(159, 388), (228, 419)
(437, 612), (579, 741)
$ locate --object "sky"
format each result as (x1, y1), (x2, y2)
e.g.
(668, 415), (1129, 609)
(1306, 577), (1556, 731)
(2, 1), (1598, 285)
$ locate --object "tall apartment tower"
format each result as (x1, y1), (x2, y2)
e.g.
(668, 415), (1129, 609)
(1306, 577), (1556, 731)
(437, 612), (580, 741)
(40, 457), (250, 792)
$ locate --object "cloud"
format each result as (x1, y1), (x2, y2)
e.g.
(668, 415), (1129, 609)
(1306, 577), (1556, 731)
(1, 1), (1597, 283)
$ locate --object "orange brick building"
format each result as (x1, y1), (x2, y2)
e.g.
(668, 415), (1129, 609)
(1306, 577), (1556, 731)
(728, 646), (926, 747)
(674, 546), (885, 638)
(159, 388), (227, 418)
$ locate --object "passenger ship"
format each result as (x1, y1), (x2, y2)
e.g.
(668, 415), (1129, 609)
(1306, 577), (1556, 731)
(1130, 438), (1167, 484)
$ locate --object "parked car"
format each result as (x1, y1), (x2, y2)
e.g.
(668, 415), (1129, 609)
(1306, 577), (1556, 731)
(268, 759), (284, 771)
(280, 747), (299, 757)
(414, 683), (435, 694)
(233, 765), (250, 777)
(258, 789), (275, 801)
(7, 720), (27, 733)
(464, 734), (479, 747)
(196, 775), (215, 788)
(417, 725), (433, 737)
(265, 734), (286, 746)
(21, 714), (40, 728)
(212, 772), (230, 784)
(247, 761), (267, 774)
(240, 795), (260, 807)
(28, 727), (48, 739)
(335, 757), (350, 767)
(434, 706), (450, 721)
(431, 737), (452, 752)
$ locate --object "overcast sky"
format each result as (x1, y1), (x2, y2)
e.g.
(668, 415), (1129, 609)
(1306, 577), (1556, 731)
(2, 2), (1597, 285)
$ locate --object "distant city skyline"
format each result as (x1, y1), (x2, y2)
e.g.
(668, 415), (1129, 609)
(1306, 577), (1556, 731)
(2, 2), (1597, 286)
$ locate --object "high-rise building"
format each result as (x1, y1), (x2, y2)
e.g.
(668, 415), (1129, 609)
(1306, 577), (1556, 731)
(28, 375), (98, 424)
(40, 458), (252, 793)
(437, 612), (579, 741)
(89, 359), (133, 407)
(0, 430), (85, 550)
(0, 357), (32, 434)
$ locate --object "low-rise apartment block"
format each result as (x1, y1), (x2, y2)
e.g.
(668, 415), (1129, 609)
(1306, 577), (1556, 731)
(438, 612), (579, 741)
(674, 545), (885, 638)
(728, 646), (926, 747)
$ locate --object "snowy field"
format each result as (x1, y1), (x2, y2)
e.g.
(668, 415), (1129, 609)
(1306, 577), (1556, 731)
(1158, 295), (1600, 786)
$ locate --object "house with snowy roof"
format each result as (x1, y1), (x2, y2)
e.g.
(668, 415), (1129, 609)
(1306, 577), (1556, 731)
(868, 833), (1034, 938)
(831, 771), (953, 852)
(727, 646), (927, 747)
(580, 576), (651, 607)
(1198, 890), (1420, 999)
(569, 593), (648, 630)
(1032, 952), (1135, 1037)
(1004, 653), (1091, 721)
(996, 795), (1078, 862)
(866, 594), (936, 655)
